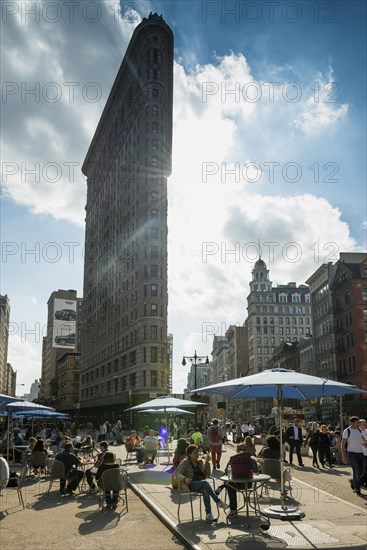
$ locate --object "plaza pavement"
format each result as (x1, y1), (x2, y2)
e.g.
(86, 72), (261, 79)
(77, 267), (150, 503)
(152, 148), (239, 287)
(122, 441), (367, 550)
(1, 441), (366, 550)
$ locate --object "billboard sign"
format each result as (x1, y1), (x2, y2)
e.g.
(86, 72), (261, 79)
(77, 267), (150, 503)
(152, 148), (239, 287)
(52, 298), (76, 349)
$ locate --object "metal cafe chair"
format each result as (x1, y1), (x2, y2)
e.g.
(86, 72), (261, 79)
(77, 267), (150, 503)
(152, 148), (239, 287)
(98, 467), (129, 513)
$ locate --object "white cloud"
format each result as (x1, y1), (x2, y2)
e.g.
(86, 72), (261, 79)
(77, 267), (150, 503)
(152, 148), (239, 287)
(7, 334), (42, 389)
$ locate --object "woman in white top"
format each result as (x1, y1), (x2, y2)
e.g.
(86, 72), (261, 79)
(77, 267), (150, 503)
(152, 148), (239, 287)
(0, 454), (10, 490)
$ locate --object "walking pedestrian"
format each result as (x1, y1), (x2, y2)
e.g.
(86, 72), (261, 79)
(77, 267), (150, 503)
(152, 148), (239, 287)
(341, 416), (364, 496)
(304, 422), (320, 468)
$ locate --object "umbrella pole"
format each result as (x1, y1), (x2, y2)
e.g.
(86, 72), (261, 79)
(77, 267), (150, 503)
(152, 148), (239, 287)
(278, 389), (285, 509)
(262, 386), (305, 521)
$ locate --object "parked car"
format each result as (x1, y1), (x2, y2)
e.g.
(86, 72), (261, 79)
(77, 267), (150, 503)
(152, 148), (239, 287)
(55, 309), (76, 321)
(55, 333), (76, 346)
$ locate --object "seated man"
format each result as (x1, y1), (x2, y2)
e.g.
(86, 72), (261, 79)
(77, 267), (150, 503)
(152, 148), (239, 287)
(95, 451), (119, 509)
(55, 442), (83, 495)
(217, 443), (255, 519)
(191, 428), (203, 447)
(143, 430), (159, 463)
(85, 440), (109, 492)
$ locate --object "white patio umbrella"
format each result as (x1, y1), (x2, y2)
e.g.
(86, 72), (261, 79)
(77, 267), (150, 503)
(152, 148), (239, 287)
(136, 407), (195, 415)
(127, 396), (206, 431)
(126, 395), (207, 410)
(127, 396), (207, 461)
(192, 367), (365, 520)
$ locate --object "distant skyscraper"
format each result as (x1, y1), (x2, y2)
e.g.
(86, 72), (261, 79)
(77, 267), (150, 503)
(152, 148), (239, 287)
(80, 13), (173, 418)
(40, 289), (82, 402)
(0, 294), (10, 394)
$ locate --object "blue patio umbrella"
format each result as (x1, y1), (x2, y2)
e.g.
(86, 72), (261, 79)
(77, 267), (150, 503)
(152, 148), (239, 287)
(5, 400), (56, 461)
(12, 410), (70, 419)
(0, 393), (23, 413)
(192, 367), (365, 519)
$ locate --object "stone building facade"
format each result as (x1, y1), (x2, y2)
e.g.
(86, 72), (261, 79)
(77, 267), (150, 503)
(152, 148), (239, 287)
(0, 294), (10, 394)
(80, 13), (173, 419)
(331, 253), (367, 416)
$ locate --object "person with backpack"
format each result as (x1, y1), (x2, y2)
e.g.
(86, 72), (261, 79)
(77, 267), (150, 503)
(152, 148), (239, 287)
(341, 416), (364, 495)
(207, 419), (224, 470)
(216, 443), (255, 519)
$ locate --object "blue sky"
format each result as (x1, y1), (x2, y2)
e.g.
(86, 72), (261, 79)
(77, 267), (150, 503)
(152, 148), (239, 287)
(1, 0), (366, 394)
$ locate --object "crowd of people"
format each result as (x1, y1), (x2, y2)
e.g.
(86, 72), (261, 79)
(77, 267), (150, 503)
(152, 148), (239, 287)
(168, 414), (367, 522)
(1, 413), (366, 517)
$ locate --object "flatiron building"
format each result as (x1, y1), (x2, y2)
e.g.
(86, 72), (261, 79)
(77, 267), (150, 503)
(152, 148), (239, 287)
(80, 13), (173, 419)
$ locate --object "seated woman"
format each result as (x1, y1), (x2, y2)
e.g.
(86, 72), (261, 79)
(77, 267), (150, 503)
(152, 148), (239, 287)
(177, 444), (229, 522)
(125, 430), (144, 463)
(74, 434), (93, 450)
(31, 438), (48, 475)
(95, 451), (119, 509)
(257, 435), (283, 486)
(173, 438), (189, 469)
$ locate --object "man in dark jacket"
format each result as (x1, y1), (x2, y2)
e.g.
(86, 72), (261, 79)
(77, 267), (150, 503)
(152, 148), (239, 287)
(55, 442), (83, 494)
(285, 420), (304, 466)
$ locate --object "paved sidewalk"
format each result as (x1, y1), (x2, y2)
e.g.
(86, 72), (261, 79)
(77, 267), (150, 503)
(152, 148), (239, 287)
(1, 443), (366, 550)
(120, 443), (367, 550)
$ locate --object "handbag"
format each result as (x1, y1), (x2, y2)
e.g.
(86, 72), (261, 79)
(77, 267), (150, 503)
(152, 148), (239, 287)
(171, 471), (179, 489)
(178, 479), (190, 493)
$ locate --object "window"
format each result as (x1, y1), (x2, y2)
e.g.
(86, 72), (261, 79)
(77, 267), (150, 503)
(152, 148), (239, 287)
(151, 347), (158, 363)
(151, 304), (158, 316)
(151, 370), (158, 387)
(151, 284), (158, 296)
(151, 325), (157, 339)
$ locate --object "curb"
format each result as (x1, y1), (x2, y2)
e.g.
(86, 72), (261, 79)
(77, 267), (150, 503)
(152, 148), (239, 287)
(128, 481), (200, 550)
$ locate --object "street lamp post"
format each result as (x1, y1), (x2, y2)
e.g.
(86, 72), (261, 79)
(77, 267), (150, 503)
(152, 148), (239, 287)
(182, 351), (210, 428)
(182, 350), (210, 391)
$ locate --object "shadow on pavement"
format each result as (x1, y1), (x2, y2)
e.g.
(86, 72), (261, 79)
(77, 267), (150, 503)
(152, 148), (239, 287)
(129, 470), (171, 485)
(76, 509), (123, 534)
